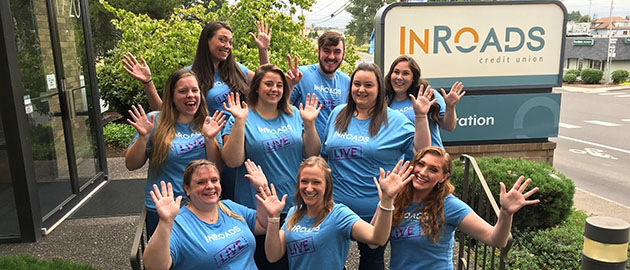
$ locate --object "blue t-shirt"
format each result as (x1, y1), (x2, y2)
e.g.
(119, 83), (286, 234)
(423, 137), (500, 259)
(290, 64), (350, 142)
(130, 112), (207, 211)
(389, 194), (472, 270)
(282, 203), (360, 270)
(389, 89), (446, 148)
(321, 105), (415, 220)
(223, 106), (304, 212)
(169, 200), (257, 270)
(186, 63), (249, 116)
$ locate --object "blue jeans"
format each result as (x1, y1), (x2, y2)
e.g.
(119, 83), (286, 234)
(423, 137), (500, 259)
(357, 241), (385, 270)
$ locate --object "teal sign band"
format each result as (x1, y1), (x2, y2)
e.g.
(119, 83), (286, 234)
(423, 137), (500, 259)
(441, 93), (561, 142)
(426, 75), (558, 90)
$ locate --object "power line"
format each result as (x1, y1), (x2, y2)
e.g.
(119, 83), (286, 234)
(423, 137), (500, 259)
(310, 0), (351, 23)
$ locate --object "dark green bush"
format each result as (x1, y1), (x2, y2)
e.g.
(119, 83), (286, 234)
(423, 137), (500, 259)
(611, 69), (629, 84)
(580, 68), (603, 84)
(0, 255), (95, 270)
(103, 122), (136, 148)
(562, 73), (577, 83)
(565, 69), (580, 76)
(451, 157), (575, 230)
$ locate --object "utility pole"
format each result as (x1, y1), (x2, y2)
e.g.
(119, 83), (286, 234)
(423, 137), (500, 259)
(605, 0), (614, 85)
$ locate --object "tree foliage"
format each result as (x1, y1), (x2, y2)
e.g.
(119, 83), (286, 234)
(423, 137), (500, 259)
(567, 10), (582, 22)
(97, 0), (359, 115)
(346, 0), (395, 45)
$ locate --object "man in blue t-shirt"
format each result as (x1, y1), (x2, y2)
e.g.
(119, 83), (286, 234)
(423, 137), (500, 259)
(289, 32), (351, 141)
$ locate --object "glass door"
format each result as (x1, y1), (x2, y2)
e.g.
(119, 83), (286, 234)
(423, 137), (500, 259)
(9, 0), (104, 225)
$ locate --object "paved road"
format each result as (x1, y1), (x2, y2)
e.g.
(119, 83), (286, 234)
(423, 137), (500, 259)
(551, 87), (630, 206)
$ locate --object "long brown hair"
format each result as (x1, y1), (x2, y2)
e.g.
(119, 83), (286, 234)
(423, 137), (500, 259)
(191, 22), (249, 100)
(392, 146), (454, 244)
(247, 64), (292, 115)
(384, 55), (441, 123)
(286, 156), (334, 229)
(183, 160), (244, 222)
(150, 69), (208, 173)
(334, 63), (388, 137)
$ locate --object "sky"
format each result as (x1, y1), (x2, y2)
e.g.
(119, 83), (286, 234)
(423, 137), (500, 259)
(301, 0), (630, 29)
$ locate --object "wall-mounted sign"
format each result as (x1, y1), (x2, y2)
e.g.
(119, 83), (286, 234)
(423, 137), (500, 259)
(573, 39), (594, 46)
(375, 1), (567, 91)
(441, 93), (561, 142)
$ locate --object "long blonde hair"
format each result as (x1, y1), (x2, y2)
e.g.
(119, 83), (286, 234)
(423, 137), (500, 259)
(392, 147), (454, 244)
(286, 156), (335, 229)
(150, 69), (208, 173)
(183, 160), (244, 221)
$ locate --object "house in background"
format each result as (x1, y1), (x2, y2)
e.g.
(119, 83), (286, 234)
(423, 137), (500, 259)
(564, 37), (630, 83)
(590, 16), (630, 37)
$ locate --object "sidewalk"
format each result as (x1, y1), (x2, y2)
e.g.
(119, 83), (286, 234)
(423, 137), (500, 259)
(555, 84), (630, 93)
(1, 158), (629, 269)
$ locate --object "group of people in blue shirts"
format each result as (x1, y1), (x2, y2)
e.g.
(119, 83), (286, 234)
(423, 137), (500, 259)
(122, 20), (539, 270)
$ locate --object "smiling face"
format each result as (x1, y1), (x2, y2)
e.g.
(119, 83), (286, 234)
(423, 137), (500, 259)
(390, 61), (413, 97)
(184, 166), (221, 207)
(351, 70), (379, 110)
(411, 153), (449, 194)
(172, 75), (201, 122)
(257, 71), (284, 107)
(207, 27), (233, 63)
(298, 165), (327, 212)
(318, 43), (345, 75)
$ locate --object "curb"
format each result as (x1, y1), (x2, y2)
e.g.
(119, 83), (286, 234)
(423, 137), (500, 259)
(573, 187), (630, 223)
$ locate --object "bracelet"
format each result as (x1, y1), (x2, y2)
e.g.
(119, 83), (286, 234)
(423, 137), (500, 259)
(268, 217), (280, 224)
(414, 115), (427, 119)
(142, 78), (152, 84)
(378, 201), (395, 212)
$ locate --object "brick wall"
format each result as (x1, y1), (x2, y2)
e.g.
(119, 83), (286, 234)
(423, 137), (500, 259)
(445, 141), (557, 166)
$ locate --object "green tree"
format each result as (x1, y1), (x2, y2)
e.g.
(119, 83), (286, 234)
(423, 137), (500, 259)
(346, 0), (395, 45)
(567, 10), (582, 21)
(578, 14), (591, 23)
(88, 0), (223, 59)
(97, 0), (358, 115)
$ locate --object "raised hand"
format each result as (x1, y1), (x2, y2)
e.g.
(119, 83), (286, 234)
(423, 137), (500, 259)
(499, 176), (539, 215)
(122, 52), (152, 83)
(244, 159), (269, 189)
(150, 181), (182, 223)
(299, 93), (321, 124)
(285, 55), (303, 87)
(440, 81), (466, 108)
(255, 183), (287, 218)
(223, 92), (248, 121)
(373, 160), (414, 200)
(410, 84), (437, 116)
(127, 105), (154, 137)
(201, 111), (226, 139)
(250, 21), (272, 51)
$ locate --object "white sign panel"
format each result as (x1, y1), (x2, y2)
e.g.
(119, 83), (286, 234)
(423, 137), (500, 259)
(375, 1), (566, 90)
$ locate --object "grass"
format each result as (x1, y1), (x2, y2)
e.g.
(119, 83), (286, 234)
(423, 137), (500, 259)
(0, 255), (96, 270)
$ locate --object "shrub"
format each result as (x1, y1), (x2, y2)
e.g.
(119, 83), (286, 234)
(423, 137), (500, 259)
(565, 69), (580, 76)
(562, 73), (577, 83)
(507, 210), (587, 269)
(451, 157), (575, 230)
(580, 68), (603, 84)
(611, 69), (629, 84)
(0, 255), (95, 269)
(103, 123), (136, 148)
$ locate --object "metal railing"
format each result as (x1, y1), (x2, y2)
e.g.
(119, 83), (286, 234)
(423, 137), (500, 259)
(456, 154), (512, 270)
(129, 207), (147, 270)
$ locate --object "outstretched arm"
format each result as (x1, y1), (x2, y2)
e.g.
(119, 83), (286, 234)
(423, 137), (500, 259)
(220, 93), (248, 168)
(300, 93), (322, 157)
(255, 183), (288, 263)
(143, 181), (181, 270)
(202, 111), (226, 169)
(411, 85), (437, 153)
(125, 105), (153, 170)
(438, 81), (465, 131)
(353, 160), (414, 246)
(122, 52), (162, 110)
(459, 176), (539, 248)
